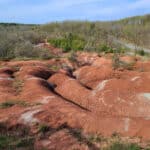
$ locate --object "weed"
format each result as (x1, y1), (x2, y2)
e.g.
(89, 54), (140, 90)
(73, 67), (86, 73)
(88, 134), (104, 143)
(0, 135), (34, 149)
(112, 55), (134, 70)
(50, 65), (60, 71)
(13, 79), (24, 93)
(106, 141), (141, 150)
(0, 100), (29, 109)
(38, 124), (51, 133)
(0, 101), (15, 109)
(68, 51), (77, 62)
(111, 132), (120, 138)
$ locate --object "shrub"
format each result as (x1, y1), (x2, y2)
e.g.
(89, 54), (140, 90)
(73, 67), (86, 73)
(35, 47), (53, 60)
(112, 55), (134, 70)
(13, 79), (24, 93)
(14, 42), (53, 60)
(48, 33), (85, 52)
(137, 49), (145, 56)
(14, 41), (35, 58)
(68, 51), (77, 62)
(0, 133), (34, 149)
(38, 124), (50, 133)
(98, 44), (113, 53)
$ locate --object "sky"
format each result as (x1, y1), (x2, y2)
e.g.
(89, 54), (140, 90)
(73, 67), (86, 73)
(0, 0), (150, 24)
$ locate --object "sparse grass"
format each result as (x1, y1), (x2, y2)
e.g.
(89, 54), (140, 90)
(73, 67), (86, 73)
(13, 79), (24, 93)
(105, 141), (141, 150)
(12, 65), (20, 72)
(112, 55), (135, 70)
(68, 51), (77, 62)
(38, 124), (51, 133)
(111, 132), (120, 138)
(0, 123), (35, 150)
(0, 101), (16, 109)
(0, 100), (30, 109)
(0, 134), (34, 150)
(88, 134), (105, 143)
(50, 65), (61, 71)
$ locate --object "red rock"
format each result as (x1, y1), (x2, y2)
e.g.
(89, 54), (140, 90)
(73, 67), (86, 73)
(74, 65), (113, 88)
(48, 73), (91, 110)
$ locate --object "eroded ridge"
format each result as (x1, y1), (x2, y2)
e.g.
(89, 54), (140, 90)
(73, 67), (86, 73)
(0, 54), (150, 149)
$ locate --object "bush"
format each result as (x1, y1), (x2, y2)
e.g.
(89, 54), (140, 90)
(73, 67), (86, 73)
(112, 55), (134, 70)
(48, 33), (85, 52)
(98, 44), (113, 53)
(137, 50), (145, 56)
(35, 47), (53, 59)
(14, 41), (52, 60)
(38, 124), (50, 133)
(14, 41), (34, 58)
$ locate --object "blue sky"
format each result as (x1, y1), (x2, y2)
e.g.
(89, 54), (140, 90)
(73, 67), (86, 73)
(0, 0), (150, 24)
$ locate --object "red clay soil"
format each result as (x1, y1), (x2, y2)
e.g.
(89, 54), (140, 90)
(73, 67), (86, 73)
(0, 54), (150, 149)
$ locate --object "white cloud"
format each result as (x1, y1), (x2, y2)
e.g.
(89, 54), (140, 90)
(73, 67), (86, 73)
(129, 0), (150, 9)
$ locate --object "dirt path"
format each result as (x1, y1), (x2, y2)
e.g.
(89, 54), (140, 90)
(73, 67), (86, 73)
(112, 37), (150, 53)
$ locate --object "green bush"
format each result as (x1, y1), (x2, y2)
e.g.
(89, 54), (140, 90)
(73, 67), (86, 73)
(137, 50), (145, 56)
(98, 44), (113, 53)
(38, 124), (50, 133)
(48, 33), (85, 52)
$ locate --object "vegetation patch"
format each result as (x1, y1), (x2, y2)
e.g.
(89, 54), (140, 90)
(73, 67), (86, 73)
(0, 123), (35, 150)
(0, 101), (16, 109)
(0, 100), (30, 109)
(38, 124), (51, 134)
(105, 141), (141, 150)
(13, 79), (24, 94)
(49, 33), (85, 52)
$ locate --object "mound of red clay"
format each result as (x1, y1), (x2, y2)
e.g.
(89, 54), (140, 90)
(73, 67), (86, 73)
(48, 73), (91, 109)
(92, 57), (112, 67)
(0, 55), (150, 149)
(74, 65), (113, 88)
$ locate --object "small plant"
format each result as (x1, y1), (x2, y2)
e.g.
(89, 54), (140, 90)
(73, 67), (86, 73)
(38, 124), (50, 133)
(50, 65), (60, 71)
(68, 51), (77, 62)
(70, 129), (82, 142)
(88, 134), (103, 143)
(112, 55), (134, 70)
(13, 79), (24, 93)
(112, 54), (120, 69)
(137, 50), (145, 56)
(111, 132), (120, 138)
(0, 101), (15, 109)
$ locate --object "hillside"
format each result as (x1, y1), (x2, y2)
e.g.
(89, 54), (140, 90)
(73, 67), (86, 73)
(0, 14), (150, 149)
(0, 14), (150, 61)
